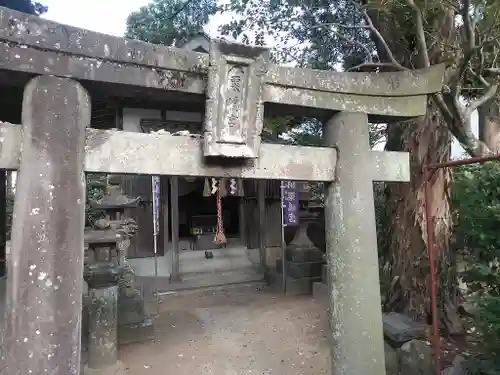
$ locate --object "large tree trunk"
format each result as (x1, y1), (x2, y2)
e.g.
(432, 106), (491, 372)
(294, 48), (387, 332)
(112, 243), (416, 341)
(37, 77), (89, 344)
(381, 100), (461, 334)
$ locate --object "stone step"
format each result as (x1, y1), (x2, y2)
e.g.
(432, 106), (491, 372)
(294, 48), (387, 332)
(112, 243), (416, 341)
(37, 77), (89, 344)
(136, 267), (265, 295)
(179, 248), (259, 275)
(171, 268), (264, 291)
(118, 317), (155, 345)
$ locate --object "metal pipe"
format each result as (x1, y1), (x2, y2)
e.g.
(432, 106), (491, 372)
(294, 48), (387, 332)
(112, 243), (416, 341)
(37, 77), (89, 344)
(427, 153), (500, 170)
(423, 167), (441, 375)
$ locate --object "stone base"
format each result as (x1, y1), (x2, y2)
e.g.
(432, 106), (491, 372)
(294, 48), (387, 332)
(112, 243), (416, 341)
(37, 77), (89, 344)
(321, 264), (327, 281)
(312, 281), (328, 305)
(118, 292), (149, 326)
(118, 317), (155, 345)
(285, 276), (321, 296)
(83, 361), (127, 375)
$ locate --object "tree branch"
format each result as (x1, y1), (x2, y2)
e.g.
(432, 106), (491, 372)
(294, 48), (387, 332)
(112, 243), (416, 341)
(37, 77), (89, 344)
(432, 93), (454, 125)
(349, 0), (409, 71)
(404, 0), (431, 68)
(467, 84), (499, 116)
(329, 28), (374, 63)
(463, 0), (474, 52)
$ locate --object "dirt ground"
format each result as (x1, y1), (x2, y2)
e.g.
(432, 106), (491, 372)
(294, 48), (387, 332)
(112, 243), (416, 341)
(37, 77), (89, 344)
(119, 284), (330, 375)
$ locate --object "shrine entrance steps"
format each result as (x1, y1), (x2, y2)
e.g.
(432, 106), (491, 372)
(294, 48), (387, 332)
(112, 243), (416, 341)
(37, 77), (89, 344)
(131, 246), (264, 295)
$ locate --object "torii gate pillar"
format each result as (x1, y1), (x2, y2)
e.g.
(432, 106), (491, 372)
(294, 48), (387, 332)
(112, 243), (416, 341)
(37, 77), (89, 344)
(324, 112), (409, 375)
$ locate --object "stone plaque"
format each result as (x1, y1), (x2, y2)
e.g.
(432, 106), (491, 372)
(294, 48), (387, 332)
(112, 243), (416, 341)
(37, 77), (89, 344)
(204, 39), (270, 158)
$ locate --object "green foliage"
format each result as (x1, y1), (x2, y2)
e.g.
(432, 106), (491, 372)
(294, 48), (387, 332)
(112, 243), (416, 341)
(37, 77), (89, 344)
(453, 162), (500, 372)
(478, 296), (500, 362)
(465, 296), (500, 375)
(452, 162), (500, 296)
(0, 0), (47, 15)
(219, 0), (372, 70)
(85, 174), (106, 228)
(125, 0), (217, 47)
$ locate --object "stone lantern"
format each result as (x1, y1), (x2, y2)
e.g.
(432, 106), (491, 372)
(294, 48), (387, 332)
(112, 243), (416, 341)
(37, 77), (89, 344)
(82, 175), (153, 373)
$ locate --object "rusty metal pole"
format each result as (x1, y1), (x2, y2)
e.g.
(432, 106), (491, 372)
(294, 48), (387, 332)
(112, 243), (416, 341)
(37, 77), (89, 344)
(423, 166), (441, 375)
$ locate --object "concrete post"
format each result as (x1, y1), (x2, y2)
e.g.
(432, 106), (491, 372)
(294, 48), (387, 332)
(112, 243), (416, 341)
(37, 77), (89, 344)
(87, 285), (119, 370)
(323, 112), (385, 375)
(4, 76), (89, 375)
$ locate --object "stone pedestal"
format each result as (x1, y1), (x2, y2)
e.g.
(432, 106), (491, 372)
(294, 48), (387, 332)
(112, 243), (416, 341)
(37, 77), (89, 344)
(88, 285), (119, 370)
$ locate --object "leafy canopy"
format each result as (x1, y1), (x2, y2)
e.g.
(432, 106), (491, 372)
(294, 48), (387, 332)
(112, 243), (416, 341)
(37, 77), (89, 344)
(125, 0), (217, 47)
(220, 0), (500, 157)
(0, 0), (47, 15)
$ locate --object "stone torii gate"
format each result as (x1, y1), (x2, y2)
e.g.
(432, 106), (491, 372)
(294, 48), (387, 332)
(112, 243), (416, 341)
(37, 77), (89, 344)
(0, 7), (444, 375)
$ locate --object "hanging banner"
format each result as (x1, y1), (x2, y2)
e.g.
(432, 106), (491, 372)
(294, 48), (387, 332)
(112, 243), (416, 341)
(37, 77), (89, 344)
(152, 176), (161, 236)
(281, 181), (299, 227)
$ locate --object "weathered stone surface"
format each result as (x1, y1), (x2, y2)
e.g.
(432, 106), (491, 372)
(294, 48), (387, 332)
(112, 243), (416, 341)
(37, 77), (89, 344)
(285, 245), (324, 262)
(321, 264), (327, 282)
(383, 312), (427, 346)
(263, 86), (428, 117)
(444, 356), (468, 375)
(312, 281), (328, 306)
(384, 341), (400, 375)
(83, 360), (127, 375)
(204, 39), (269, 158)
(0, 7), (209, 73)
(3, 76), (89, 375)
(117, 260), (150, 326)
(307, 213), (326, 252)
(0, 42), (205, 95)
(285, 260), (323, 279)
(324, 112), (410, 375)
(399, 339), (434, 375)
(117, 318), (155, 345)
(88, 285), (119, 370)
(90, 186), (141, 209)
(285, 276), (313, 296)
(266, 64), (445, 97)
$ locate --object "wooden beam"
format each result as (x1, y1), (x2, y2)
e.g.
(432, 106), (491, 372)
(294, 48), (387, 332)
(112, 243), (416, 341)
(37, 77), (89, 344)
(0, 123), (337, 182)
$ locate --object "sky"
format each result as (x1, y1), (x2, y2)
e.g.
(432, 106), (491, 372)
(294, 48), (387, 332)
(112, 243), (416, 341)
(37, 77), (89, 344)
(41, 0), (476, 158)
(42, 0), (224, 38)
